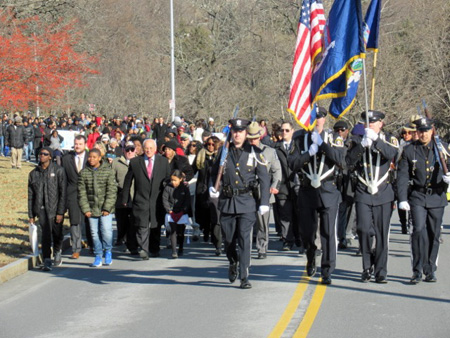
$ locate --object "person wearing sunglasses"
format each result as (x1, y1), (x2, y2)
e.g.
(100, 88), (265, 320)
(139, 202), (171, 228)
(28, 147), (67, 271)
(111, 141), (139, 254)
(396, 122), (418, 235)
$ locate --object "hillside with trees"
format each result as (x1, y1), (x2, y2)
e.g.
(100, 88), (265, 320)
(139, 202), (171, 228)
(0, 0), (448, 133)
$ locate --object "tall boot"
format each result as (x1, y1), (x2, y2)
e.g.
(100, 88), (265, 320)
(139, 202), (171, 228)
(177, 224), (186, 256)
(170, 223), (178, 258)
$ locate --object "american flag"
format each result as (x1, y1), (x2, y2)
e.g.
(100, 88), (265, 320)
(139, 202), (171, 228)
(287, 0), (325, 130)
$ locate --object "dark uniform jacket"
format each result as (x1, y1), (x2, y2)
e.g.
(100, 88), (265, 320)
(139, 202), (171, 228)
(346, 133), (398, 206)
(212, 142), (270, 214)
(288, 130), (345, 209)
(122, 154), (171, 228)
(62, 151), (88, 224)
(397, 140), (450, 208)
(28, 162), (67, 219)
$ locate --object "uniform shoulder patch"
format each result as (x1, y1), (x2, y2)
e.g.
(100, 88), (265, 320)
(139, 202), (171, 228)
(390, 136), (399, 148)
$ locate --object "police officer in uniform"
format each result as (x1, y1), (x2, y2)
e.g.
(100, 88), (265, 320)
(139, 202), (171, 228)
(397, 117), (450, 283)
(288, 107), (345, 285)
(210, 118), (270, 289)
(346, 110), (398, 283)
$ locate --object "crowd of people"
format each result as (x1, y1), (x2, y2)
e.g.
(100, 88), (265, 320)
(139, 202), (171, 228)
(4, 108), (445, 289)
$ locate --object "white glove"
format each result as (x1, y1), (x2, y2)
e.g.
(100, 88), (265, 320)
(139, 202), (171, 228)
(209, 187), (220, 198)
(258, 205), (270, 216)
(398, 201), (410, 211)
(443, 173), (450, 184)
(308, 143), (319, 156)
(361, 136), (373, 148)
(311, 131), (323, 146)
(365, 128), (379, 141)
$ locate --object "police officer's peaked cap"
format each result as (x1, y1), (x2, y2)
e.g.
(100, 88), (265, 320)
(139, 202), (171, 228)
(414, 117), (433, 131)
(333, 120), (349, 130)
(360, 110), (385, 123)
(317, 106), (328, 118)
(229, 118), (251, 131)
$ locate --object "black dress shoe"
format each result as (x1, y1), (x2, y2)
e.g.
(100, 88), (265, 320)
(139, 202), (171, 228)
(228, 263), (238, 283)
(139, 250), (149, 260)
(375, 276), (388, 284)
(215, 248), (222, 256)
(361, 270), (371, 283)
(240, 278), (252, 289)
(298, 246), (305, 255)
(282, 242), (292, 251)
(401, 224), (408, 234)
(306, 259), (316, 277)
(410, 272), (422, 284)
(258, 253), (267, 259)
(424, 272), (437, 282)
(321, 276), (332, 285)
(338, 240), (347, 250)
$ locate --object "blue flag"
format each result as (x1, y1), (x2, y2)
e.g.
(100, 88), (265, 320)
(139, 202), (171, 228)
(311, 0), (365, 116)
(364, 0), (381, 51)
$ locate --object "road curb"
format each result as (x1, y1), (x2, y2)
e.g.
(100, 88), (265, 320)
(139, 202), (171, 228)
(0, 235), (71, 285)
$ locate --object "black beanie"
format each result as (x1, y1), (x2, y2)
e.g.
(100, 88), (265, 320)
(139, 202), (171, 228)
(40, 147), (54, 158)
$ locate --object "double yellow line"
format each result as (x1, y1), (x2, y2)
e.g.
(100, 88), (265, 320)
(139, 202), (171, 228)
(268, 272), (328, 338)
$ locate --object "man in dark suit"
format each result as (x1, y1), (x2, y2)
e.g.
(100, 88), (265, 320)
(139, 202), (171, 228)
(62, 134), (92, 258)
(122, 138), (171, 259)
(152, 117), (168, 146)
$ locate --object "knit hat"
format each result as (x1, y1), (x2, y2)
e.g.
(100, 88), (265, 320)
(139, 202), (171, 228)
(39, 147), (53, 158)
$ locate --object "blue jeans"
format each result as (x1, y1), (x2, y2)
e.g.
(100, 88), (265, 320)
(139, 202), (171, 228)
(89, 214), (113, 256)
(24, 141), (33, 160)
(0, 136), (4, 155)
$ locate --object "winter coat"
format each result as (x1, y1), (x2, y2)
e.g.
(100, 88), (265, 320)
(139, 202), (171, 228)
(5, 124), (26, 148)
(78, 161), (117, 217)
(28, 162), (67, 219)
(111, 156), (134, 208)
(162, 183), (191, 214)
(23, 125), (34, 143)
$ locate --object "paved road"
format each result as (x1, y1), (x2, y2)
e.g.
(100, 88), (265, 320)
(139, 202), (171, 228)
(0, 209), (449, 338)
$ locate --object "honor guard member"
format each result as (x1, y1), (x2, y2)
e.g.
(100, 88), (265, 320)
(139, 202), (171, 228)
(346, 110), (398, 283)
(210, 118), (270, 289)
(288, 107), (345, 285)
(397, 117), (450, 283)
(246, 121), (282, 259)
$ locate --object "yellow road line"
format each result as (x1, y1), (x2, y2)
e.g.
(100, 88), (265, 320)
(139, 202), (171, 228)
(268, 273), (311, 338)
(293, 280), (327, 338)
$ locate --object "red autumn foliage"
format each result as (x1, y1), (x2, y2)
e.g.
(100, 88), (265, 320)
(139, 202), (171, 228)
(0, 11), (98, 111)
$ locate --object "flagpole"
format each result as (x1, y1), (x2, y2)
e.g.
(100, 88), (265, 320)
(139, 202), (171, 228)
(369, 51), (378, 110)
(362, 57), (375, 190)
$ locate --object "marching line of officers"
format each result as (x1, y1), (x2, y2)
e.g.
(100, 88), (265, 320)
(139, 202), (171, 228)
(27, 108), (449, 288)
(211, 109), (448, 288)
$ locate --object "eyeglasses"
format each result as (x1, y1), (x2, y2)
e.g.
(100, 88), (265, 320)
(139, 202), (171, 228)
(39, 152), (50, 156)
(125, 148), (135, 152)
(402, 131), (412, 135)
(334, 128), (346, 132)
(281, 129), (291, 132)
(191, 144), (197, 147)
